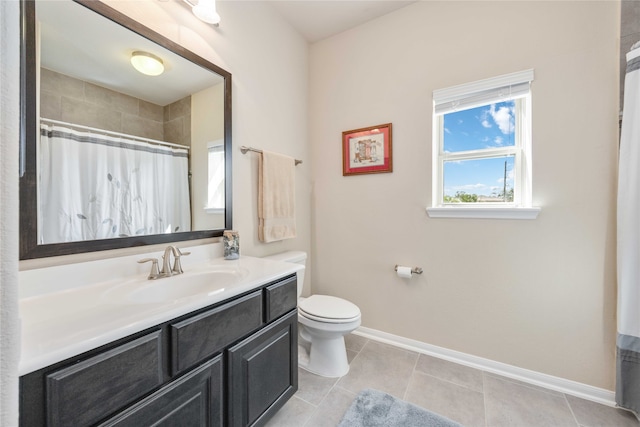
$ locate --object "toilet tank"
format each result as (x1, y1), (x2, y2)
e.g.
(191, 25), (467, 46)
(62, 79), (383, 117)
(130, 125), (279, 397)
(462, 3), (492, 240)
(263, 251), (306, 297)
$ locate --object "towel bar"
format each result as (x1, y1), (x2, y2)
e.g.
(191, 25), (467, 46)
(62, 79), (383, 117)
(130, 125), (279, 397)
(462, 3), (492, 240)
(240, 146), (302, 165)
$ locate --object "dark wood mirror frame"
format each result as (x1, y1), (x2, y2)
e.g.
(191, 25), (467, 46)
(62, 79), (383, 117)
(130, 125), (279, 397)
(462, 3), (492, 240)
(19, 0), (232, 260)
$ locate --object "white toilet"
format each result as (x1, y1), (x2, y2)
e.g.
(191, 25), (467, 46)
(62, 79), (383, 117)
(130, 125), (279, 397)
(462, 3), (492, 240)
(264, 251), (361, 378)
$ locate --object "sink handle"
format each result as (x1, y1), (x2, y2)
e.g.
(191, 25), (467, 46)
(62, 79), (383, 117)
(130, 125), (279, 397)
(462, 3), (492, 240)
(176, 248), (191, 257)
(172, 248), (191, 274)
(138, 258), (160, 280)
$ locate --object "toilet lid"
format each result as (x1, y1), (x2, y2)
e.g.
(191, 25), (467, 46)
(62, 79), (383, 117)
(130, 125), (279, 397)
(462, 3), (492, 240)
(299, 295), (360, 320)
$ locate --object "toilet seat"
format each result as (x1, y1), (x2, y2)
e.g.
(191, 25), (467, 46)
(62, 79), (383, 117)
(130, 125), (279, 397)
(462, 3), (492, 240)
(299, 295), (360, 324)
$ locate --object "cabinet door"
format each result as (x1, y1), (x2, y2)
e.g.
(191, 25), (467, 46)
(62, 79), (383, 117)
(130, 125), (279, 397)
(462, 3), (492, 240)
(228, 310), (298, 427)
(99, 356), (224, 427)
(46, 330), (163, 427)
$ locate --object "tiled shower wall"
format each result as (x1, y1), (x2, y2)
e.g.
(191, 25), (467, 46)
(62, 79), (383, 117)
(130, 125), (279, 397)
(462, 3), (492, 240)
(39, 67), (190, 146)
(621, 1), (640, 112)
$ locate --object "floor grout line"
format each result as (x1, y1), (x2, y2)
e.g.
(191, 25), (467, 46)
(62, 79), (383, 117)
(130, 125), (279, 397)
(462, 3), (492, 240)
(272, 334), (639, 427)
(402, 352), (421, 401)
(482, 371), (489, 427)
(563, 393), (581, 427)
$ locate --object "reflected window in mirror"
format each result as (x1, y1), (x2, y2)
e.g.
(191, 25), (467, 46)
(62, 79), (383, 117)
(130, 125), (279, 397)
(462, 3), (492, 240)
(207, 141), (225, 213)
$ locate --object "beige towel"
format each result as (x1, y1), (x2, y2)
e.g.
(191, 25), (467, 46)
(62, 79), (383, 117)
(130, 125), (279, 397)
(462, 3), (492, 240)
(259, 150), (296, 242)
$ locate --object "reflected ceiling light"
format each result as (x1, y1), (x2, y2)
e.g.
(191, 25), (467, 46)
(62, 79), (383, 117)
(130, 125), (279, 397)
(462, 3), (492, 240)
(189, 0), (220, 26)
(130, 51), (164, 76)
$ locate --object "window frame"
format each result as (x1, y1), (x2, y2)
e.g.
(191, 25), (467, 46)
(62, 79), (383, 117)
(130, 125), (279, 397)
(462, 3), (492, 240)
(427, 70), (540, 220)
(204, 139), (225, 214)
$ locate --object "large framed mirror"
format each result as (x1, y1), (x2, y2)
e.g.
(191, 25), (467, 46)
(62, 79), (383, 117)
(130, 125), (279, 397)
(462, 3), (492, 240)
(19, 0), (232, 260)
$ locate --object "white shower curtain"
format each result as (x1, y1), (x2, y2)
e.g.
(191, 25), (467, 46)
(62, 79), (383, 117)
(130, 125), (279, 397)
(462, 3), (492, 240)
(617, 44), (640, 416)
(39, 124), (191, 244)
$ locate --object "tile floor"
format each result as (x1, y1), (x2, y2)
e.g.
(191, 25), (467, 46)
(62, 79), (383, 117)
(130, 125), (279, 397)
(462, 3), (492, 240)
(266, 334), (639, 427)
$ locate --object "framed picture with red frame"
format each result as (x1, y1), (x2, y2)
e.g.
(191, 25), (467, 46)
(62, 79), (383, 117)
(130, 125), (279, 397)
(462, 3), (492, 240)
(342, 123), (392, 176)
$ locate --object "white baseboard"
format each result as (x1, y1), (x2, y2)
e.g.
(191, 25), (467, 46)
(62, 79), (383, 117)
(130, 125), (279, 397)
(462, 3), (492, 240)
(353, 326), (616, 407)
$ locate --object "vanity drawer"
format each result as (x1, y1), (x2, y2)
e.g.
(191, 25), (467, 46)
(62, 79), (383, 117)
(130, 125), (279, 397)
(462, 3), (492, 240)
(46, 330), (163, 427)
(99, 356), (224, 427)
(265, 275), (297, 322)
(170, 290), (263, 375)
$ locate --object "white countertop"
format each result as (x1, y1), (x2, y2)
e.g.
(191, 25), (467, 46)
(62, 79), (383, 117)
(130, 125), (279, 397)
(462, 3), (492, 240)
(19, 255), (302, 376)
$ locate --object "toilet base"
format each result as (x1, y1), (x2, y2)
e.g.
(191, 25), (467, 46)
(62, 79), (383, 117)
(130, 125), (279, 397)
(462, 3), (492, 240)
(296, 301), (361, 379)
(298, 331), (350, 378)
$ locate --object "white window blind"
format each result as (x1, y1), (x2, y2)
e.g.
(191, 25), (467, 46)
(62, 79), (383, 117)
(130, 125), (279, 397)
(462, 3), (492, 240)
(434, 69), (534, 115)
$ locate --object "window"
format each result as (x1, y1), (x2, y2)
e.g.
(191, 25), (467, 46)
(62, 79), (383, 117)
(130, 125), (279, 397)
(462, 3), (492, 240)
(428, 69), (540, 219)
(205, 141), (225, 213)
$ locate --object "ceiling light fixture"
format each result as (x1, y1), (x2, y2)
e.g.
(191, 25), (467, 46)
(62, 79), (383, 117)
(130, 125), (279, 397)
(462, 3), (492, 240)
(188, 0), (220, 26)
(130, 51), (164, 76)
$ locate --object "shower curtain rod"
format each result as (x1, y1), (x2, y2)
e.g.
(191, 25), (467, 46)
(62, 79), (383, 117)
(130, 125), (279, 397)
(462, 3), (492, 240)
(40, 117), (190, 151)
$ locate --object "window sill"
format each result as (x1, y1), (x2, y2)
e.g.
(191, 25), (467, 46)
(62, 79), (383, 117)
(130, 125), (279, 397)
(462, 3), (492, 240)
(204, 207), (224, 214)
(426, 206), (541, 220)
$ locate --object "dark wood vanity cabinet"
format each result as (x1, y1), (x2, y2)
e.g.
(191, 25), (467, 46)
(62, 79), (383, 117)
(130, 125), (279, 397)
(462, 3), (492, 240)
(228, 311), (298, 427)
(20, 274), (298, 427)
(170, 291), (264, 376)
(45, 331), (165, 427)
(100, 355), (224, 427)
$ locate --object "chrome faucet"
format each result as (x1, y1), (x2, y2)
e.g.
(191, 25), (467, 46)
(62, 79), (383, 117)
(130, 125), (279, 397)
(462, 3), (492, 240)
(160, 246), (175, 277)
(138, 246), (191, 280)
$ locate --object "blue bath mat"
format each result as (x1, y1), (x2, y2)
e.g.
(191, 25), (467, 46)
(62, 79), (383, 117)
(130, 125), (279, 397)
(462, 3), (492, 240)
(338, 388), (463, 427)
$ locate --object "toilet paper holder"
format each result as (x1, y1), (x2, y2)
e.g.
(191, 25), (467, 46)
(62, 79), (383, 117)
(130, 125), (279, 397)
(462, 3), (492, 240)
(394, 265), (423, 275)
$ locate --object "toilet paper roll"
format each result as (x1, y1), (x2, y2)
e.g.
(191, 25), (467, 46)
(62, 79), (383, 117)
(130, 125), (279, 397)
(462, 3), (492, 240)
(396, 266), (412, 279)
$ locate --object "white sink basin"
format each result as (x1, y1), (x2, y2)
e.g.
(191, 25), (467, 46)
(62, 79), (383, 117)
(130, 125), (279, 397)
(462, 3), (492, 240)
(20, 255), (305, 376)
(104, 265), (250, 305)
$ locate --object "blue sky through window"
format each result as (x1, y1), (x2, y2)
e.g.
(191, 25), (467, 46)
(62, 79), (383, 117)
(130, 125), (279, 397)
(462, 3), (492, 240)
(444, 156), (514, 198)
(442, 101), (516, 198)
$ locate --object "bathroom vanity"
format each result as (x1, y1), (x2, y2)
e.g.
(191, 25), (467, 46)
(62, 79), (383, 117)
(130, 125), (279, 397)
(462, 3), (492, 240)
(19, 256), (301, 426)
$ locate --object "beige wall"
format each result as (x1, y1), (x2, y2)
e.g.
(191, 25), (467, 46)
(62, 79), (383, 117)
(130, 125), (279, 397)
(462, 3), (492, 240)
(191, 83), (224, 230)
(310, 1), (620, 390)
(103, 1), (311, 266)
